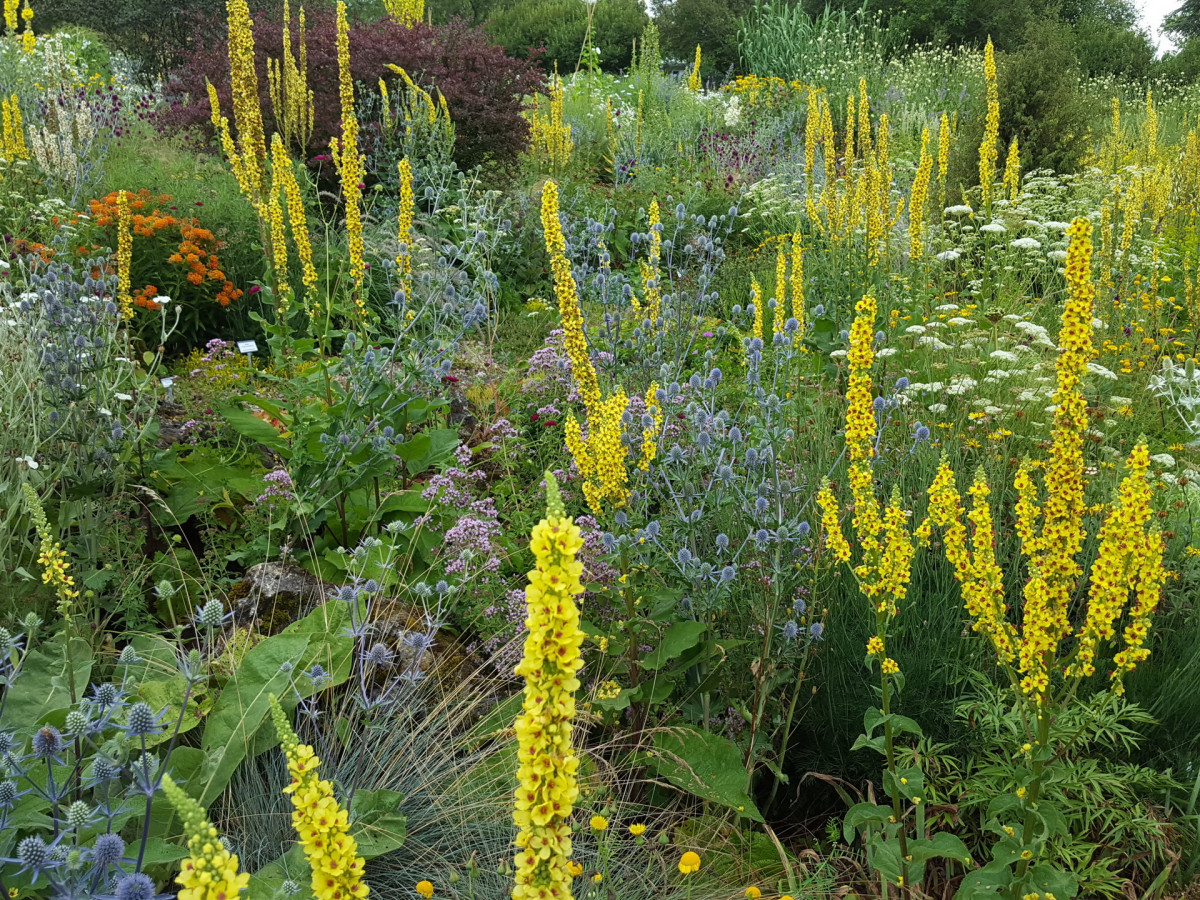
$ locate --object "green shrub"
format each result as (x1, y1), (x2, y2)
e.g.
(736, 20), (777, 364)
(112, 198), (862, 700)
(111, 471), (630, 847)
(655, 0), (759, 77)
(1071, 15), (1156, 80)
(484, 0), (647, 73)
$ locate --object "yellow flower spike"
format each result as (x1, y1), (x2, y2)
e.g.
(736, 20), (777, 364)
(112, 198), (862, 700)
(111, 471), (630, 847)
(979, 37), (999, 209)
(750, 276), (764, 346)
(817, 481), (851, 564)
(20, 0), (33, 53)
(269, 697), (369, 900)
(3, 0), (16, 32)
(271, 133), (320, 318)
(162, 774), (251, 900)
(640, 199), (662, 330)
(225, 0), (269, 202)
(773, 245), (787, 338)
(909, 127), (933, 260)
(790, 231), (805, 346)
(333, 0), (366, 311)
(687, 45), (702, 92)
(1003, 136), (1021, 201)
(396, 156), (415, 304)
(512, 473), (586, 900)
(115, 190), (134, 320)
(23, 485), (77, 621)
(639, 382), (662, 472)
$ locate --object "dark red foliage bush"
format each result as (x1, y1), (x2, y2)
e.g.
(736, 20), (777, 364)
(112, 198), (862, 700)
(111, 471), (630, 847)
(160, 10), (544, 170)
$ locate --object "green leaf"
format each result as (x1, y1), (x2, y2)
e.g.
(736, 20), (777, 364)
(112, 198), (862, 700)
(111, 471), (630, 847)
(850, 732), (888, 755)
(843, 801), (891, 842)
(954, 860), (1011, 900)
(349, 788), (407, 858)
(193, 602), (351, 807)
(641, 621), (706, 671)
(908, 831), (974, 867)
(1026, 864), (1078, 899)
(220, 405), (292, 458)
(4, 636), (92, 734)
(647, 727), (763, 822)
(1033, 800), (1069, 839)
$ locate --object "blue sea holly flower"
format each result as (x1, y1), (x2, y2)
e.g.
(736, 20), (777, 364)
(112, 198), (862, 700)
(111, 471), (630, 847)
(778, 620), (800, 640)
(124, 702), (164, 739)
(31, 725), (65, 763)
(809, 622), (825, 640)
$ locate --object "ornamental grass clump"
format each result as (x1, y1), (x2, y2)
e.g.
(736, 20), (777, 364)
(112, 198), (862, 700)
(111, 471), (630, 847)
(917, 217), (1166, 900)
(511, 472), (585, 900)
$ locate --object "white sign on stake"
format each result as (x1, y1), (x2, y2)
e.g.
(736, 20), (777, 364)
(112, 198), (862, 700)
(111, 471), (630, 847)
(237, 340), (259, 355)
(160, 377), (175, 388)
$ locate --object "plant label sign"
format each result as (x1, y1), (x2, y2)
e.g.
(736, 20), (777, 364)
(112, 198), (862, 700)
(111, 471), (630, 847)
(237, 340), (259, 355)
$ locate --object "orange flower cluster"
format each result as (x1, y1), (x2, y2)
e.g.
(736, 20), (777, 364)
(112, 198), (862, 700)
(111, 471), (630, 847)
(89, 190), (243, 309)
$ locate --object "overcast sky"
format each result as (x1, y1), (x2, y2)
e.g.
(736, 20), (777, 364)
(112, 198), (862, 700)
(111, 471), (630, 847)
(1138, 0), (1182, 52)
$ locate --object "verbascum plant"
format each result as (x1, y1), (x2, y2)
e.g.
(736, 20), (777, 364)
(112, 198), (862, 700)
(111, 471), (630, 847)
(20, 0), (32, 53)
(3, 0), (16, 32)
(817, 294), (970, 892)
(772, 244), (787, 338)
(528, 72), (572, 171)
(332, 0), (366, 314)
(639, 382), (661, 471)
(687, 45), (701, 92)
(115, 189), (133, 320)
(272, 133), (320, 317)
(979, 37), (999, 210)
(23, 484), (77, 621)
(909, 127), (932, 260)
(266, 158), (292, 306)
(226, 0), (268, 203)
(267, 0), (314, 153)
(790, 231), (804, 347)
(1002, 136), (1020, 201)
(542, 181), (631, 514)
(804, 88), (819, 187)
(937, 111), (951, 214)
(917, 217), (1165, 900)
(512, 472), (585, 900)
(162, 774), (252, 900)
(750, 276), (763, 346)
(396, 156), (415, 306)
(639, 199), (662, 330)
(383, 0), (424, 26)
(270, 695), (370, 900)
(1, 94), (27, 160)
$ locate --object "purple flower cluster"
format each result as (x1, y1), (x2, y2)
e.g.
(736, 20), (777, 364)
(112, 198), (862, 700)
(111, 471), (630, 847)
(254, 468), (295, 509)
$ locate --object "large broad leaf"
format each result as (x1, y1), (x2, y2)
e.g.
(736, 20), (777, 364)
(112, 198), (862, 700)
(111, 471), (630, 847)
(349, 788), (407, 857)
(647, 727), (764, 822)
(393, 428), (459, 475)
(191, 602), (352, 807)
(640, 621), (706, 671)
(3, 636), (92, 735)
(220, 405), (293, 458)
